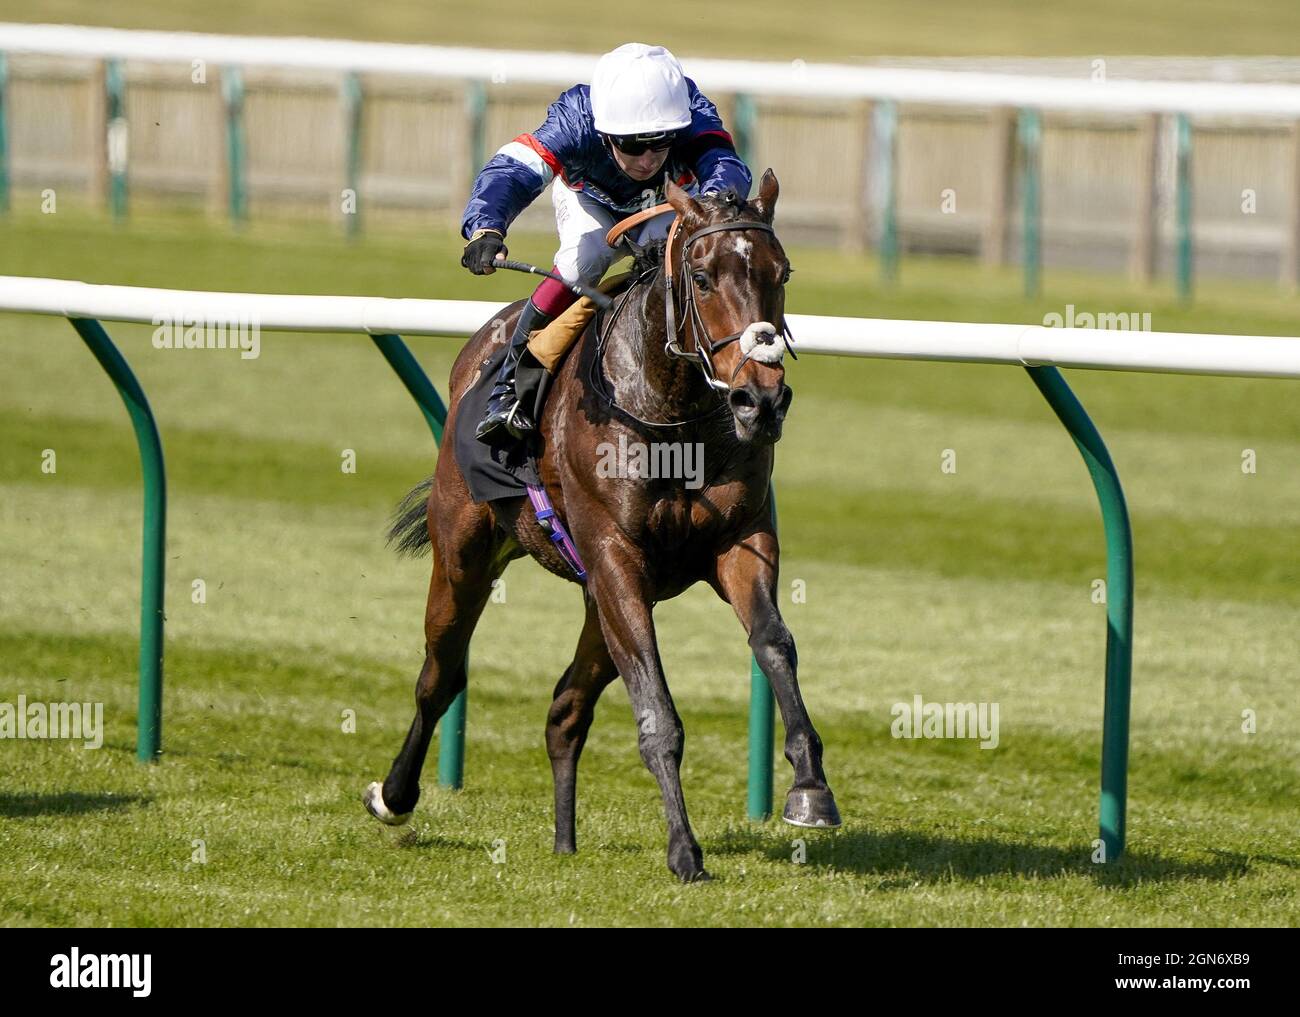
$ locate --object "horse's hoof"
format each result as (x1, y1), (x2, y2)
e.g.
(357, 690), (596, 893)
(782, 787), (842, 828)
(364, 781), (411, 826)
(669, 843), (710, 883)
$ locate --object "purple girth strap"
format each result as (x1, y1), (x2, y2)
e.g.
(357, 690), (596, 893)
(525, 483), (587, 582)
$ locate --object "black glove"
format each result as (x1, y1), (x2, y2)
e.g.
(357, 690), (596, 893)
(462, 229), (507, 275)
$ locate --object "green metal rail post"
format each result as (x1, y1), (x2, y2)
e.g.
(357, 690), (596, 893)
(105, 59), (128, 222)
(0, 53), (10, 214)
(222, 67), (247, 226)
(70, 318), (166, 762)
(742, 367), (1135, 857)
(1019, 108), (1042, 299)
(1026, 366), (1133, 861)
(874, 99), (899, 285)
(1175, 113), (1194, 304)
(733, 93), (757, 191)
(466, 80), (487, 194)
(342, 72), (363, 239)
(59, 320), (460, 777)
(369, 334), (465, 790)
(746, 484), (778, 821)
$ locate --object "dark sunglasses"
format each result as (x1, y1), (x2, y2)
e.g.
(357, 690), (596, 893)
(605, 131), (679, 156)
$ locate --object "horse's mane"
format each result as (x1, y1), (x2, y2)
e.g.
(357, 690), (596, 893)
(625, 187), (759, 277)
(630, 239), (667, 277)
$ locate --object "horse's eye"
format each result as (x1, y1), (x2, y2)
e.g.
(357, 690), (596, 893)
(780, 265), (794, 285)
(692, 271), (710, 292)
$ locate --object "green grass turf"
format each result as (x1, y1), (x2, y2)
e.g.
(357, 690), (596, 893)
(0, 204), (1297, 926)
(5, 0), (1300, 59)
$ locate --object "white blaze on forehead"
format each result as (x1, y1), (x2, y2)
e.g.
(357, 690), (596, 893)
(739, 321), (784, 364)
(733, 236), (752, 259)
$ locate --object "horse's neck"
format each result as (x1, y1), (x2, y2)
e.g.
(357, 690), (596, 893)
(595, 272), (762, 494)
(602, 269), (718, 426)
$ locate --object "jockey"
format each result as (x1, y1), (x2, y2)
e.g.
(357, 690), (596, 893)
(461, 42), (753, 444)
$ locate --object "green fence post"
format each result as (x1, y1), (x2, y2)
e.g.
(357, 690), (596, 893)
(733, 93), (757, 196)
(1175, 113), (1194, 304)
(1025, 366), (1133, 862)
(105, 59), (128, 222)
(341, 71), (362, 239)
(436, 674), (468, 791)
(368, 333), (465, 789)
(1018, 108), (1042, 299)
(70, 318), (166, 762)
(747, 483), (778, 821)
(466, 80), (486, 196)
(747, 659), (775, 822)
(222, 66), (247, 226)
(0, 52), (10, 214)
(369, 333), (446, 439)
(873, 99), (899, 285)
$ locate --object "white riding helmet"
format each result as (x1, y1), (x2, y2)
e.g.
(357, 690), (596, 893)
(590, 43), (692, 136)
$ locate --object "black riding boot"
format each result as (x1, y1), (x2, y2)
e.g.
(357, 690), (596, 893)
(475, 298), (554, 444)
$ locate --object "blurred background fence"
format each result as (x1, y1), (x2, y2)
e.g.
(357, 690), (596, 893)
(3, 24), (1300, 299)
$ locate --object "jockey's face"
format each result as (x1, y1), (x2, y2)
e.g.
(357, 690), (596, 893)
(608, 143), (671, 182)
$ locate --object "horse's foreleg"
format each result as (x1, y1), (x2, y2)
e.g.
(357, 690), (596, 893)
(711, 531), (840, 828)
(546, 593), (618, 854)
(589, 552), (708, 882)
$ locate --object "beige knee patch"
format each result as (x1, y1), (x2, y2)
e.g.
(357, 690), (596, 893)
(526, 269), (634, 372)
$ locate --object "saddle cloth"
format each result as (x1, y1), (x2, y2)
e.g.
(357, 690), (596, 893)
(452, 268), (634, 504)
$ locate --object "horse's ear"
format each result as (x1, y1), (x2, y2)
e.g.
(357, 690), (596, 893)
(665, 176), (706, 226)
(749, 168), (779, 223)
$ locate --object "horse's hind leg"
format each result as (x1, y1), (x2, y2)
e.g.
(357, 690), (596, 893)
(365, 500), (503, 825)
(546, 594), (618, 854)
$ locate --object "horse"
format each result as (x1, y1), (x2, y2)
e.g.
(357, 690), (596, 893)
(367, 169), (840, 882)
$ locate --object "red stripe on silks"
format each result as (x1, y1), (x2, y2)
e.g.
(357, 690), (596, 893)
(531, 268), (579, 317)
(692, 128), (734, 146)
(675, 171), (696, 186)
(514, 133), (564, 179)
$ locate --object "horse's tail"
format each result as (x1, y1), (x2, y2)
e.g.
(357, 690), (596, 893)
(387, 476), (434, 557)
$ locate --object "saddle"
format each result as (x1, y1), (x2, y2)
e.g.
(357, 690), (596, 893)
(455, 267), (639, 507)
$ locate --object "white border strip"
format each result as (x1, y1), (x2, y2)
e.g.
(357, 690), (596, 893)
(3, 275), (1298, 379)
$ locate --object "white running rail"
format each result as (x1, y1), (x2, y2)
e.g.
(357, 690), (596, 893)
(3, 275), (1299, 379)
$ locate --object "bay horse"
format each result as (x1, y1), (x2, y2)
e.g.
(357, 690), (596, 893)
(367, 169), (840, 881)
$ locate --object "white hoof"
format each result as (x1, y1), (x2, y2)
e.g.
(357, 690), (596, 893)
(364, 781), (411, 826)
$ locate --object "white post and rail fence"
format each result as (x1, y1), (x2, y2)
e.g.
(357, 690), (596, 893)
(5, 24), (1300, 296)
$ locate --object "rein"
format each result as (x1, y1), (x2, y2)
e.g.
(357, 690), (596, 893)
(589, 263), (728, 429)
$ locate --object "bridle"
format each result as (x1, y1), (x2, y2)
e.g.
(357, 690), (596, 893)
(662, 214), (797, 393)
(590, 204), (797, 428)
